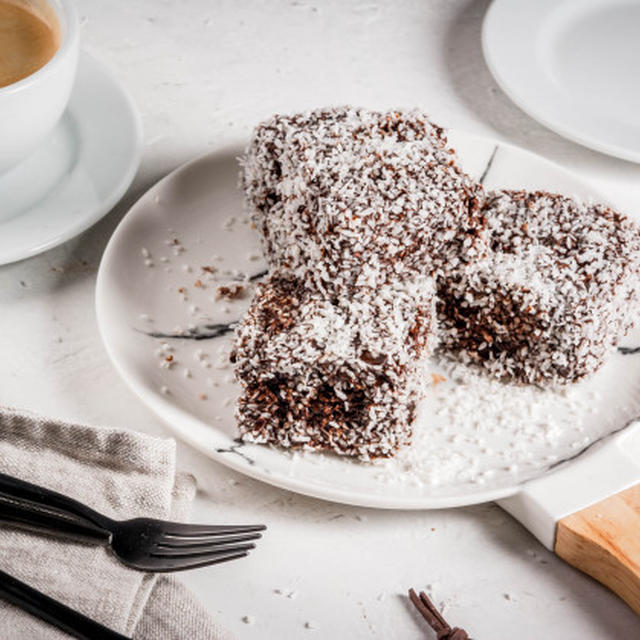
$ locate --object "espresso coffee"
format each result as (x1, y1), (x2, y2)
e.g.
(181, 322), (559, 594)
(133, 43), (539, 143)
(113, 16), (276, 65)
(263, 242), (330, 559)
(0, 1), (60, 88)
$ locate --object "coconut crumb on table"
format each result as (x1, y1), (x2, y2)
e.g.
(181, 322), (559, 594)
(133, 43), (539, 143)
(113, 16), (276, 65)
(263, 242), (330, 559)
(223, 216), (237, 231)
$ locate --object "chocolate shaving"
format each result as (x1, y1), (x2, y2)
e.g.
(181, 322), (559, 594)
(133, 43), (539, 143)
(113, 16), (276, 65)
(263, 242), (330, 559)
(478, 144), (498, 185)
(141, 322), (237, 341)
(618, 345), (640, 355)
(249, 268), (268, 282)
(408, 589), (470, 639)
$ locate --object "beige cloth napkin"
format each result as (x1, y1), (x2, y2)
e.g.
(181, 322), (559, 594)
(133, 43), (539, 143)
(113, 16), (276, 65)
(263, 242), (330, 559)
(0, 407), (235, 640)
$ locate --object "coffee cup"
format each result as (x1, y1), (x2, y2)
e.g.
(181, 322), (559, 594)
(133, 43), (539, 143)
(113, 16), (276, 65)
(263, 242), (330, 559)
(0, 0), (79, 175)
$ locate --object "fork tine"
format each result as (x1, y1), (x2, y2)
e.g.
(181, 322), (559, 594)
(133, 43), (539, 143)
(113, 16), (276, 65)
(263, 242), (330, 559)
(137, 549), (250, 573)
(160, 522), (266, 537)
(156, 531), (263, 548)
(153, 541), (256, 557)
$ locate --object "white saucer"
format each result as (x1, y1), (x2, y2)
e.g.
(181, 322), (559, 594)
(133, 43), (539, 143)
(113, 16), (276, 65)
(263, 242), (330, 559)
(0, 51), (142, 265)
(483, 0), (640, 163)
(96, 133), (640, 509)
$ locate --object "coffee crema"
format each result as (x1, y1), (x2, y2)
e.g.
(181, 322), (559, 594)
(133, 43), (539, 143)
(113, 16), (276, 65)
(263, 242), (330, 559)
(0, 0), (60, 88)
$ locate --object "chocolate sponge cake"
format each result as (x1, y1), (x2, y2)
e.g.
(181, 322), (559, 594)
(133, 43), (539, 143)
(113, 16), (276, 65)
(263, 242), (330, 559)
(232, 272), (438, 459)
(438, 190), (640, 386)
(241, 107), (485, 292)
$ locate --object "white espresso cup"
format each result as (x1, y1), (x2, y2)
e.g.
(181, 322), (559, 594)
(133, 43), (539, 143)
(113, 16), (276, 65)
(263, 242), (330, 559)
(0, 0), (79, 175)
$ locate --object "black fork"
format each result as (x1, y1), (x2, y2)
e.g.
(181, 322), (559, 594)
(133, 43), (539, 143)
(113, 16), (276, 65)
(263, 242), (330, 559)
(0, 472), (265, 572)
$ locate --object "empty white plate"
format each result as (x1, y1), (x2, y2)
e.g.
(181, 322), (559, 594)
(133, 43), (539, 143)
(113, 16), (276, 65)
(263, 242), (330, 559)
(483, 0), (640, 163)
(0, 52), (142, 265)
(96, 133), (640, 509)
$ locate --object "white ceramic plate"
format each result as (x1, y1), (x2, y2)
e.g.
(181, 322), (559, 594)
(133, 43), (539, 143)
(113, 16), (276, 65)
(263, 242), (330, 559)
(96, 133), (640, 509)
(483, 0), (640, 163)
(0, 52), (142, 265)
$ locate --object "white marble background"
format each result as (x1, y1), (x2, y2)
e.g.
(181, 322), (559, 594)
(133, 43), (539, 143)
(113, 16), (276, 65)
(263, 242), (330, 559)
(2, 1), (640, 637)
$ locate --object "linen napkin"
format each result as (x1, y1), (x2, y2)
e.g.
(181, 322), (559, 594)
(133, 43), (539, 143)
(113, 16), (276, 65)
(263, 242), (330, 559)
(0, 407), (235, 640)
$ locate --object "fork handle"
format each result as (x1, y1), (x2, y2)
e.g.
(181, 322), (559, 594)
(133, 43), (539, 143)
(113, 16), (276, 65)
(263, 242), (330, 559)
(0, 472), (111, 529)
(0, 569), (131, 640)
(0, 492), (111, 546)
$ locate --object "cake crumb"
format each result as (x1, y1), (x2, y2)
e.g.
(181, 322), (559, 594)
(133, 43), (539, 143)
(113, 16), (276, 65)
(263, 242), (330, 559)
(216, 284), (245, 300)
(431, 373), (446, 386)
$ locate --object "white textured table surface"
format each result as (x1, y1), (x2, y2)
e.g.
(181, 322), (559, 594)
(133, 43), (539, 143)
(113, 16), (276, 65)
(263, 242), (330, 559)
(2, 1), (640, 637)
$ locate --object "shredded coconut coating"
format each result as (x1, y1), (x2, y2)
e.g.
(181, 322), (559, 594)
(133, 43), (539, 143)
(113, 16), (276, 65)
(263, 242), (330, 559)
(438, 190), (640, 386)
(232, 272), (438, 459)
(241, 106), (485, 292)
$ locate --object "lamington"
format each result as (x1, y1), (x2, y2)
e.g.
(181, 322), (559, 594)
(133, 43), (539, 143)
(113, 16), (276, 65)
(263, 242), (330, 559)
(231, 272), (438, 459)
(241, 107), (486, 292)
(438, 190), (640, 386)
